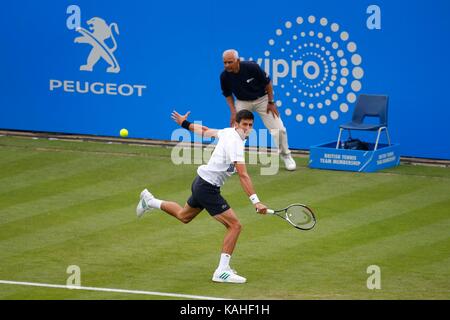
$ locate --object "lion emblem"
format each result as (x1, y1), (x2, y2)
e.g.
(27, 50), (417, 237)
(74, 17), (120, 73)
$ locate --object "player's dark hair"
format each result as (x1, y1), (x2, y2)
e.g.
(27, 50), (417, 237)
(236, 110), (254, 123)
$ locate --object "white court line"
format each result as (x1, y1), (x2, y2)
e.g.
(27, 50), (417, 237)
(0, 280), (231, 300)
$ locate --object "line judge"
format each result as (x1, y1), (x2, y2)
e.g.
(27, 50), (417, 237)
(220, 49), (296, 171)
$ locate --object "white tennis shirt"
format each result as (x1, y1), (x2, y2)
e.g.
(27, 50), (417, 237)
(197, 128), (246, 187)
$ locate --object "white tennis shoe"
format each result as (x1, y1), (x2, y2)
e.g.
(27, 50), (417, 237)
(212, 268), (247, 284)
(136, 188), (155, 218)
(281, 154), (296, 171)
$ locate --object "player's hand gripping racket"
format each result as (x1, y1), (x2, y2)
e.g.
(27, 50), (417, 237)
(259, 204), (316, 230)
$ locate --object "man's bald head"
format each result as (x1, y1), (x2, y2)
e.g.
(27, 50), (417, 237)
(223, 49), (240, 73)
(222, 49), (239, 60)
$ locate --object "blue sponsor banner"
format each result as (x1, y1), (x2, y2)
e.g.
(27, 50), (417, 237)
(0, 0), (449, 160)
(309, 142), (400, 172)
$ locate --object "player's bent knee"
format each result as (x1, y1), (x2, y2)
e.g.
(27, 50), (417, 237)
(179, 205), (201, 224)
(180, 217), (191, 224)
(231, 221), (242, 233)
(180, 214), (195, 224)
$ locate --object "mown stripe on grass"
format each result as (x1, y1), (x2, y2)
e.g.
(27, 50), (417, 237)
(0, 157), (187, 224)
(0, 188), (196, 259)
(311, 178), (435, 219)
(0, 150), (46, 167)
(0, 152), (82, 182)
(0, 158), (130, 210)
(0, 158), (181, 226)
(0, 155), (100, 194)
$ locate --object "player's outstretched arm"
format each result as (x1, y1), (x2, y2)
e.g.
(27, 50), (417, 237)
(235, 162), (267, 214)
(171, 110), (218, 138)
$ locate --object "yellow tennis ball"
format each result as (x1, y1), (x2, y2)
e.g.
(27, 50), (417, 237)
(120, 128), (128, 137)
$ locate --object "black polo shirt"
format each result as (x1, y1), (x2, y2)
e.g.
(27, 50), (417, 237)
(220, 61), (271, 101)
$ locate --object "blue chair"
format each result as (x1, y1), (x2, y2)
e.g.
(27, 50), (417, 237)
(336, 94), (391, 150)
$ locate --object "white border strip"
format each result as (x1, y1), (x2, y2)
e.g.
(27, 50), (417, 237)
(0, 280), (230, 300)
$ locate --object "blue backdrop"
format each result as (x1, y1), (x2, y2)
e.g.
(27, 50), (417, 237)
(1, 0), (449, 159)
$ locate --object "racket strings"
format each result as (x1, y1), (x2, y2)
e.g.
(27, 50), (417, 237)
(285, 206), (315, 229)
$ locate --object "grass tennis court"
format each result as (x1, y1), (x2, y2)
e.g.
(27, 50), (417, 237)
(0, 135), (449, 300)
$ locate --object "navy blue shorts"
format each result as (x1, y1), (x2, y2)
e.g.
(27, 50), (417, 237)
(187, 176), (230, 216)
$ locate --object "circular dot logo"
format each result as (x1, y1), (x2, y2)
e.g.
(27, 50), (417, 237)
(265, 16), (364, 126)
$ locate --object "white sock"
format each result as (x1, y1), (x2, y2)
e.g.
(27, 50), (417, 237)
(218, 253), (231, 270)
(148, 198), (163, 209)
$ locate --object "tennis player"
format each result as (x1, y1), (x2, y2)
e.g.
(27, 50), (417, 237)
(136, 109), (268, 284)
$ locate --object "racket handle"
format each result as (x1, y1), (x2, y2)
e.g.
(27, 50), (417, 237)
(256, 208), (274, 214)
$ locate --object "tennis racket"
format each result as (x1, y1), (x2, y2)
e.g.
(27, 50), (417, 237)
(259, 204), (316, 230)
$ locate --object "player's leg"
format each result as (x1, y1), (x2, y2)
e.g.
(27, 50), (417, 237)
(191, 178), (239, 255)
(136, 188), (202, 223)
(161, 201), (203, 224)
(189, 177), (247, 283)
(211, 208), (246, 283)
(213, 208), (242, 255)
